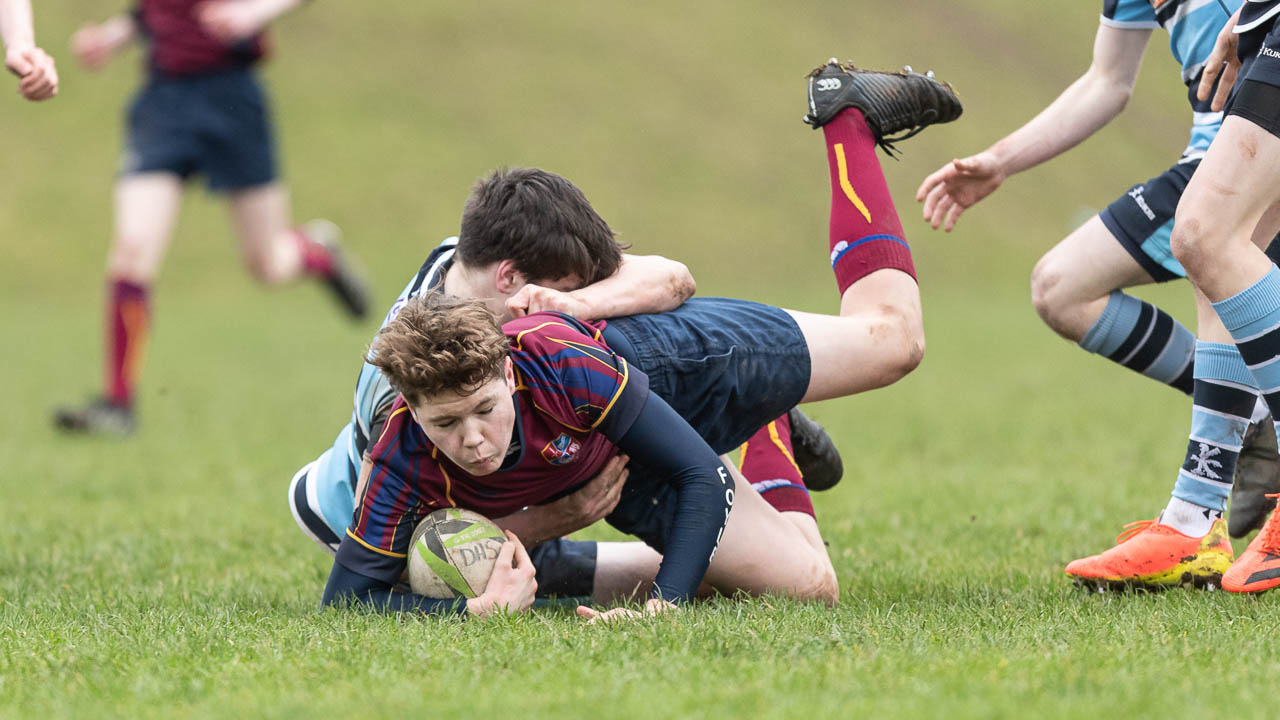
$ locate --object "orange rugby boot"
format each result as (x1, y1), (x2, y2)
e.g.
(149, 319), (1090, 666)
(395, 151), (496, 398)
(1064, 516), (1233, 591)
(1223, 495), (1280, 594)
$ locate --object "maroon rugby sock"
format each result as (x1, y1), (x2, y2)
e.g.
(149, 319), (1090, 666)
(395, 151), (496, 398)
(106, 278), (149, 407)
(822, 108), (915, 294)
(739, 414), (815, 518)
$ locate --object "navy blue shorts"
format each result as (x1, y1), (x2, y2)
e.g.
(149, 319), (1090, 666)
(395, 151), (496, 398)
(1235, 12), (1280, 92)
(1101, 160), (1280, 279)
(600, 297), (812, 552)
(1100, 161), (1196, 282)
(122, 69), (277, 191)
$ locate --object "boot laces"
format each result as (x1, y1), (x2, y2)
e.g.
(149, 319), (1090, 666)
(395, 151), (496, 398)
(1115, 517), (1159, 545)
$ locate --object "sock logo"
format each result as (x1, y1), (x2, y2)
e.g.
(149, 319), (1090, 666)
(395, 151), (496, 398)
(833, 143), (872, 223)
(816, 77), (842, 92)
(1189, 442), (1224, 480)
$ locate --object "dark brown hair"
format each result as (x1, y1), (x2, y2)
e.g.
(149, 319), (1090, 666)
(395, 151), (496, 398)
(456, 167), (627, 285)
(366, 294), (508, 405)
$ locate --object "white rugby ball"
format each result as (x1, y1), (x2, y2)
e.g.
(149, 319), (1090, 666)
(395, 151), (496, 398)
(408, 508), (506, 599)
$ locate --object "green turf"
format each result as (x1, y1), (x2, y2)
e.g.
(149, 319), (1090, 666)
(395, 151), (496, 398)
(3, 1), (1277, 717)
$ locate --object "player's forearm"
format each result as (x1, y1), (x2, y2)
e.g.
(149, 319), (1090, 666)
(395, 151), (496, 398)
(494, 505), (574, 547)
(0, 0), (35, 50)
(249, 0), (309, 25)
(567, 254), (695, 321)
(98, 14), (139, 51)
(321, 561), (469, 616)
(986, 70), (1133, 178)
(614, 393), (731, 603)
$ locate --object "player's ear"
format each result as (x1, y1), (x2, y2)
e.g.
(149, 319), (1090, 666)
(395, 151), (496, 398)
(503, 357), (516, 392)
(494, 259), (527, 295)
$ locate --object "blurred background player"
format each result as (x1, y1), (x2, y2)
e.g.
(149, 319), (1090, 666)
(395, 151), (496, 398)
(1, 0), (57, 100)
(916, 0), (1280, 589)
(53, 0), (368, 436)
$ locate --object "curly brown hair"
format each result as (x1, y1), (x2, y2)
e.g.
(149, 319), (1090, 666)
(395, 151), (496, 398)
(366, 294), (509, 405)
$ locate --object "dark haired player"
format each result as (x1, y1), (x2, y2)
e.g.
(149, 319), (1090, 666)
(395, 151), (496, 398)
(53, 0), (368, 435)
(290, 167), (844, 606)
(319, 61), (962, 618)
(2, 0), (57, 100)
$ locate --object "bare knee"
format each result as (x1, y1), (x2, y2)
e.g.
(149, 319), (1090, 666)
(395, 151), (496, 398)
(1170, 213), (1212, 279)
(793, 563), (840, 606)
(1030, 254), (1073, 338)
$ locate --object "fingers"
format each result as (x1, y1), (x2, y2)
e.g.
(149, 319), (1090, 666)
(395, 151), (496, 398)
(944, 202), (965, 233)
(504, 293), (529, 318)
(1197, 59), (1223, 103)
(494, 532), (517, 569)
(1212, 61), (1239, 113)
(576, 605), (599, 619)
(915, 166), (948, 202)
(506, 530), (532, 568)
(927, 186), (954, 231)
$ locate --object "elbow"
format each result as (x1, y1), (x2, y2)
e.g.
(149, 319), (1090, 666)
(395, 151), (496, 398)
(872, 303), (925, 386)
(668, 260), (696, 305)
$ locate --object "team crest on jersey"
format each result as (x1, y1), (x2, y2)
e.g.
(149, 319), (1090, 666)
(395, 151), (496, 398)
(541, 434), (582, 466)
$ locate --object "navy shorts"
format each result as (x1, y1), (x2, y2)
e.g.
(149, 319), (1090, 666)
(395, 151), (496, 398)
(600, 297), (812, 552)
(1100, 161), (1196, 282)
(1101, 160), (1280, 278)
(122, 69), (277, 191)
(1235, 12), (1280, 92)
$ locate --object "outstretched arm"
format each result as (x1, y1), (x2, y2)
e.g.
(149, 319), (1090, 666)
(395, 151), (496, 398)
(196, 0), (308, 43)
(916, 23), (1151, 231)
(607, 391), (733, 606)
(70, 14), (136, 71)
(506, 254), (695, 321)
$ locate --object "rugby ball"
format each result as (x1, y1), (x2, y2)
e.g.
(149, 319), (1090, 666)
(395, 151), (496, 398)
(408, 508), (507, 598)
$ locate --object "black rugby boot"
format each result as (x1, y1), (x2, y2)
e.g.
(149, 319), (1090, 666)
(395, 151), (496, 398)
(788, 407), (844, 492)
(804, 59), (962, 155)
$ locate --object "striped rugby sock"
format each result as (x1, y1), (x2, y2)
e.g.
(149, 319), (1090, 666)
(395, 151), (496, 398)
(1078, 291), (1195, 394)
(1166, 343), (1256, 534)
(106, 278), (149, 408)
(1213, 266), (1280, 445)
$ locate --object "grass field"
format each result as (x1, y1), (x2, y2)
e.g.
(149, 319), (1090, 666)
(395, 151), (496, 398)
(4, 1), (1280, 717)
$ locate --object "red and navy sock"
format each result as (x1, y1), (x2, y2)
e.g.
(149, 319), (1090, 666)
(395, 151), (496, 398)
(822, 108), (915, 295)
(739, 413), (815, 518)
(294, 227), (335, 278)
(106, 278), (150, 408)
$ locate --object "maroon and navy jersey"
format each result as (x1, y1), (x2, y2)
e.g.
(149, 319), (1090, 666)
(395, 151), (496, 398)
(136, 0), (266, 75)
(337, 312), (650, 583)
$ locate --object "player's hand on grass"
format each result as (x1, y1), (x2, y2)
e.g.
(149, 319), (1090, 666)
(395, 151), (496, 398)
(466, 530), (537, 618)
(1198, 8), (1242, 112)
(5, 46), (56, 100)
(505, 283), (591, 319)
(916, 152), (1005, 232)
(576, 598), (676, 624)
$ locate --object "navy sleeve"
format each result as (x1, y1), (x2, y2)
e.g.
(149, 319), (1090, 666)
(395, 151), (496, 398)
(614, 391), (733, 603)
(321, 558), (469, 616)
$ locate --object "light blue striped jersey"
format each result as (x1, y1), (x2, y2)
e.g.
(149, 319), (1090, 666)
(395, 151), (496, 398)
(1102, 0), (1242, 161)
